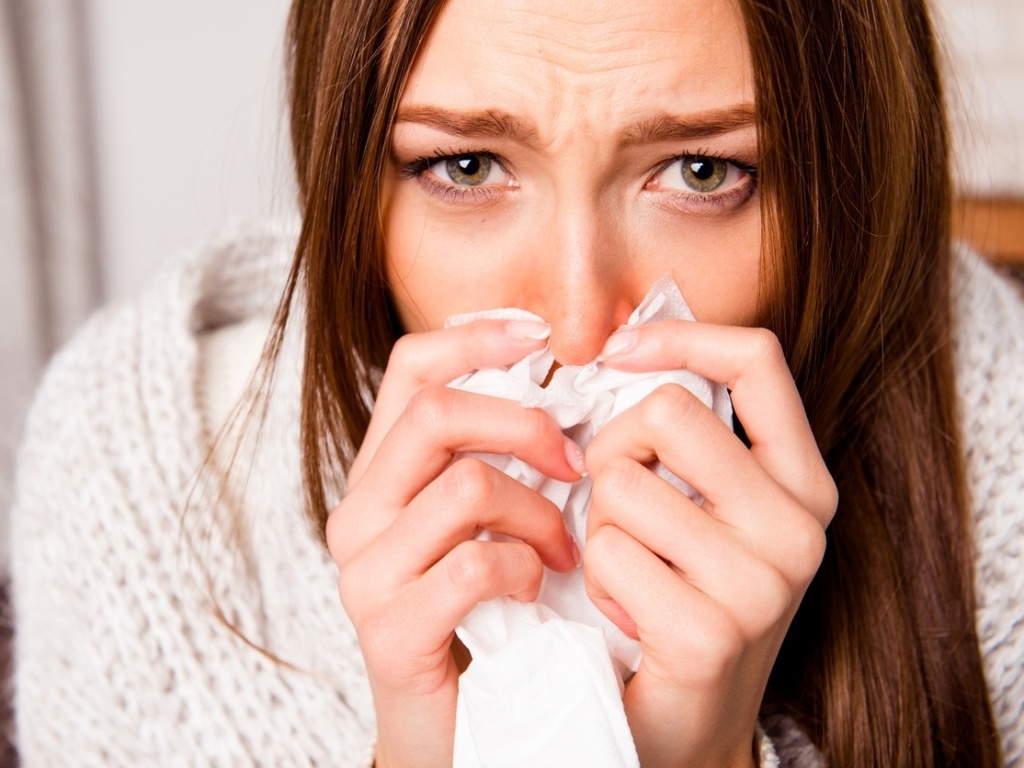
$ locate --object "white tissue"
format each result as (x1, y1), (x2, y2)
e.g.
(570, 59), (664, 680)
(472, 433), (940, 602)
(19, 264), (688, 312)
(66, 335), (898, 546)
(447, 276), (733, 767)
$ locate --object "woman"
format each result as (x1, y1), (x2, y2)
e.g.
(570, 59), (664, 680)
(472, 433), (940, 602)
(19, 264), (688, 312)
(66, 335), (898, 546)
(11, 0), (1022, 765)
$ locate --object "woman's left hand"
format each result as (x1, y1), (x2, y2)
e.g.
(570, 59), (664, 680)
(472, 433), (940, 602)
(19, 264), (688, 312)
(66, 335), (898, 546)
(584, 321), (837, 768)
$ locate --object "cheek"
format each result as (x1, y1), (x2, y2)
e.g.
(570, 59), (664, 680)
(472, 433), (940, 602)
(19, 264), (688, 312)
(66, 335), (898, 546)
(382, 188), (434, 333)
(631, 201), (762, 327)
(382, 187), (514, 333)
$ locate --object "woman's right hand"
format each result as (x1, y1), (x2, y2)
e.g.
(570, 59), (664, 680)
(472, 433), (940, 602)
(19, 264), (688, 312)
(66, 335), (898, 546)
(325, 319), (584, 768)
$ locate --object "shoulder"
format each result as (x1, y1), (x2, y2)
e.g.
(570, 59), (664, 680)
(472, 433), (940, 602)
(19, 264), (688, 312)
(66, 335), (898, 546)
(11, 218), (299, 643)
(14, 218), (298, 517)
(949, 249), (1024, 765)
(12, 218), (302, 585)
(950, 249), (1024, 510)
(950, 248), (1024, 386)
(8, 219), (376, 763)
(950, 248), (1024, 489)
(10, 217), (301, 621)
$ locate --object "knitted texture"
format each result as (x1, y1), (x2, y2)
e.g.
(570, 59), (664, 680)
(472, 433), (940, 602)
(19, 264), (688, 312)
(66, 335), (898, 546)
(952, 254), (1024, 767)
(11, 221), (375, 766)
(10, 222), (1024, 765)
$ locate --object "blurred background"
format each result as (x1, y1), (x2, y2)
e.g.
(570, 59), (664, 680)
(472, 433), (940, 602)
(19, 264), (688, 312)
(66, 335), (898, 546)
(1, 0), (1023, 610)
(1, 0), (293, 572)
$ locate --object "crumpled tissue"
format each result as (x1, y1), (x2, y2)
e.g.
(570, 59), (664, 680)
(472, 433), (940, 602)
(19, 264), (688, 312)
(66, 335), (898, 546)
(446, 276), (733, 767)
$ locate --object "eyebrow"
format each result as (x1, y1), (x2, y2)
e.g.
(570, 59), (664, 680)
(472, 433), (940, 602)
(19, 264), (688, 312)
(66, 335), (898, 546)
(394, 103), (757, 148)
(395, 105), (540, 146)
(620, 104), (757, 145)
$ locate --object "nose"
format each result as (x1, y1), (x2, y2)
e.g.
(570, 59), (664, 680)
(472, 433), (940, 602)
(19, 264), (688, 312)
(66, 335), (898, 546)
(527, 197), (637, 366)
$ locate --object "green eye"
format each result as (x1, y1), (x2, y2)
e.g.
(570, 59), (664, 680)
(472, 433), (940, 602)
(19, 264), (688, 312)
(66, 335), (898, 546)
(679, 156), (728, 192)
(446, 154), (492, 186)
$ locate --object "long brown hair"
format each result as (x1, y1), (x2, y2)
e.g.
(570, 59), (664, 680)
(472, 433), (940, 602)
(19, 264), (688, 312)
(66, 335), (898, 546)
(275, 0), (1002, 763)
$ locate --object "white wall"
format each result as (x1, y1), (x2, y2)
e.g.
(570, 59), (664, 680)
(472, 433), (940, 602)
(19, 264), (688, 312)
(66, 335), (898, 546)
(935, 0), (1024, 196)
(90, 0), (295, 301)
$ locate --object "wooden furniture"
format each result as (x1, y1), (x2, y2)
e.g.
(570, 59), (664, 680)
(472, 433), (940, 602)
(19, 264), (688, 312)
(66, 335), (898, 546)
(954, 197), (1024, 269)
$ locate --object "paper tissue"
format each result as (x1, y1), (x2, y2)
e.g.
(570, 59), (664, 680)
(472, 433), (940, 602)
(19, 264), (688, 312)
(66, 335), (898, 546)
(445, 276), (733, 767)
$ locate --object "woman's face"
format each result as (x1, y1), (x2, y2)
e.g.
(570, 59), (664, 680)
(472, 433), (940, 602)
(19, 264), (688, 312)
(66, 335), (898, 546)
(382, 0), (759, 365)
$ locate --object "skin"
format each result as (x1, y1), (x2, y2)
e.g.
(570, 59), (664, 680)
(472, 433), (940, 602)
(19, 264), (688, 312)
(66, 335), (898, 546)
(383, 0), (762, 360)
(326, 0), (838, 766)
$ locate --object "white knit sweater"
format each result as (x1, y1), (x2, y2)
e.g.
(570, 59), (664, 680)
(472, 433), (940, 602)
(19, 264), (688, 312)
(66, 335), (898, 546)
(10, 221), (1024, 766)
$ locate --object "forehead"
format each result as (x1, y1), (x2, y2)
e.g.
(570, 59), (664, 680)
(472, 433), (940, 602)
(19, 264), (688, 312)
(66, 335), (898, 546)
(401, 0), (754, 138)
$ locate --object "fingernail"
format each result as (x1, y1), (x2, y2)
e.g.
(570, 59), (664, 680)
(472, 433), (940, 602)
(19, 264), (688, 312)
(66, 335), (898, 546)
(506, 319), (551, 341)
(569, 535), (581, 568)
(564, 436), (588, 477)
(597, 328), (637, 361)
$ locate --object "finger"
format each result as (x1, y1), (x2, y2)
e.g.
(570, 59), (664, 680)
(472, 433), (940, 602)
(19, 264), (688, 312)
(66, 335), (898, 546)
(599, 322), (836, 523)
(587, 457), (824, 609)
(351, 385), (583, 508)
(583, 525), (729, 662)
(584, 525), (804, 714)
(586, 383), (775, 524)
(365, 540), (546, 653)
(587, 455), (722, 563)
(368, 458), (578, 580)
(351, 319), (551, 486)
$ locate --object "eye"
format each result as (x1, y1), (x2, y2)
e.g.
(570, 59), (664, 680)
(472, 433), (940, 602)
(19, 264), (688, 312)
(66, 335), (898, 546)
(429, 153), (510, 187)
(652, 155), (750, 194)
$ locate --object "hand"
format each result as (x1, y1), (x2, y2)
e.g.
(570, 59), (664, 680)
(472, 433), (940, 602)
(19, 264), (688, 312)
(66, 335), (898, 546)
(326, 320), (584, 767)
(584, 322), (837, 768)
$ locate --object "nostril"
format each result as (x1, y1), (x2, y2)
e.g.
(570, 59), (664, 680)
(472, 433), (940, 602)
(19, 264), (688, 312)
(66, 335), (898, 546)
(540, 360), (562, 388)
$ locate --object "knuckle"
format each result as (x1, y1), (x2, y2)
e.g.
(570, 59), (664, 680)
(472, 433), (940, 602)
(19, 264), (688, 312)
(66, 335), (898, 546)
(512, 543), (543, 577)
(324, 504), (352, 563)
(529, 504), (571, 550)
(335, 565), (361, 609)
(445, 540), (498, 592)
(744, 328), (786, 368)
(334, 549), (379, 618)
(639, 383), (699, 428)
(709, 604), (745, 647)
(590, 457), (639, 512)
(387, 334), (418, 369)
(440, 457), (495, 512)
(404, 384), (455, 432)
(816, 475), (840, 524)
(786, 516), (828, 584)
(745, 565), (795, 629)
(581, 524), (625, 570)
(520, 405), (554, 438)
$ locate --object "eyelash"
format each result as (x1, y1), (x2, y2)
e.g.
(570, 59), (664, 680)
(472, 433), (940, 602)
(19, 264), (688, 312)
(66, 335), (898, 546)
(400, 149), (510, 204)
(650, 149), (759, 214)
(399, 147), (758, 211)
